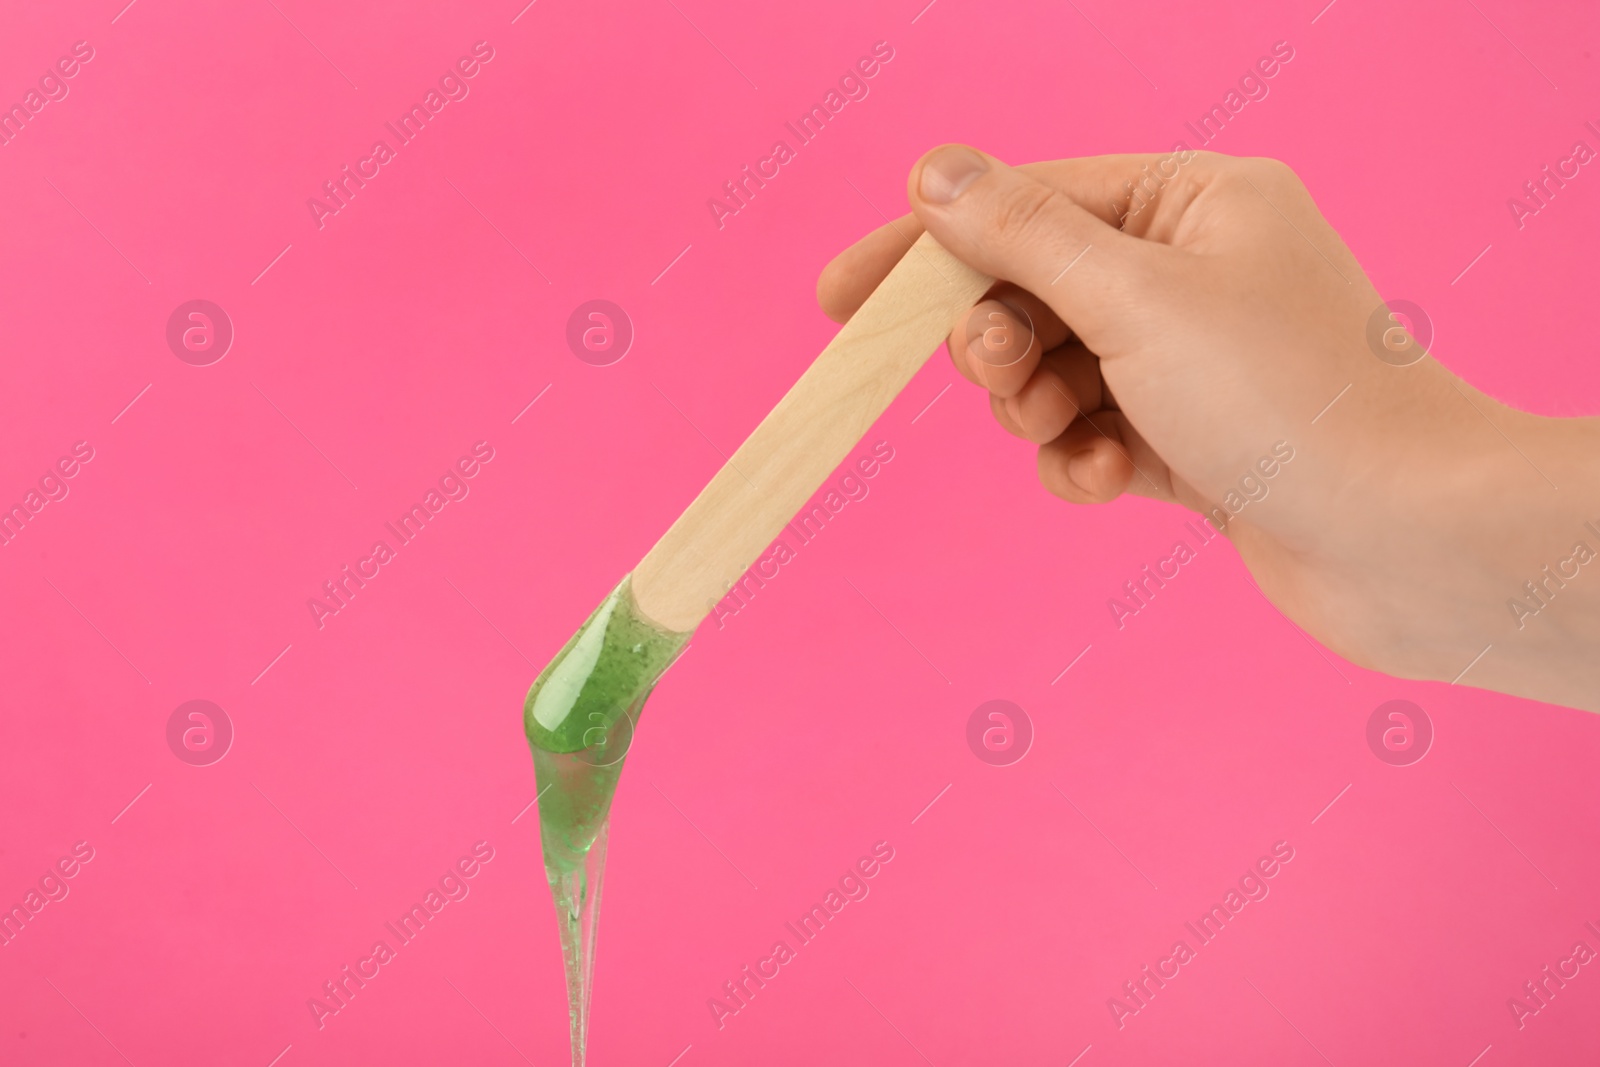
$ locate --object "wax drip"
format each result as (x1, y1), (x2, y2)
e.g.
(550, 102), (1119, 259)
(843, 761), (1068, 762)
(548, 814), (606, 1066)
(525, 575), (691, 1067)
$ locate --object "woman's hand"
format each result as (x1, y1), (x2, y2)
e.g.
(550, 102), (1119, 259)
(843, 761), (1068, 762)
(819, 146), (1600, 711)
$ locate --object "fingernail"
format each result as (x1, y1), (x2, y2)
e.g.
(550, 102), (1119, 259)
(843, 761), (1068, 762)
(1066, 449), (1097, 494)
(1003, 395), (1023, 429)
(919, 146), (987, 204)
(965, 342), (990, 386)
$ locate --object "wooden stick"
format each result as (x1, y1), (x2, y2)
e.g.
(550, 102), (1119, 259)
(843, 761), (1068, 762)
(633, 232), (993, 633)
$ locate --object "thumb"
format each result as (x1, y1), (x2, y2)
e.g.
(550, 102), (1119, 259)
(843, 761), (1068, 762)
(908, 145), (1157, 348)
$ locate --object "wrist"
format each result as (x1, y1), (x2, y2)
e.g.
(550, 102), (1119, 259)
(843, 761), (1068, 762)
(1437, 405), (1600, 709)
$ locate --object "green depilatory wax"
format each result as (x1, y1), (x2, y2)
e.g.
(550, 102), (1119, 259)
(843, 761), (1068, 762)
(523, 574), (691, 1067)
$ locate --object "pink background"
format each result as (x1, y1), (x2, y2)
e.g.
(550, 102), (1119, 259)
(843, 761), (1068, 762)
(2, 0), (1599, 1063)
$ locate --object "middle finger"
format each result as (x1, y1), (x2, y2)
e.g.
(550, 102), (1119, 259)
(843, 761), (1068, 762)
(948, 286), (1071, 397)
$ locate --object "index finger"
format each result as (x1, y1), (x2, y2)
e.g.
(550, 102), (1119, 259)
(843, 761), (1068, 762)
(817, 153), (1179, 324)
(816, 213), (925, 323)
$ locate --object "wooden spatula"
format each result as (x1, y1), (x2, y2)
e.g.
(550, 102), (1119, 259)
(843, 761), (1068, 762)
(633, 231), (993, 633)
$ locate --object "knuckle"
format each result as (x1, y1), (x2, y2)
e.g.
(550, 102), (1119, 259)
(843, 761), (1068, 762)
(988, 182), (1061, 239)
(1187, 150), (1231, 178)
(1247, 155), (1303, 189)
(1209, 154), (1305, 208)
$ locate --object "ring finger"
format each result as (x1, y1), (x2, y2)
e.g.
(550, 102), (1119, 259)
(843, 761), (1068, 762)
(989, 340), (1105, 443)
